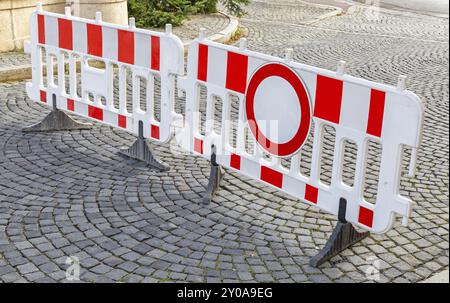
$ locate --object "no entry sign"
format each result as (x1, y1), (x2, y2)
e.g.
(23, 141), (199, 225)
(245, 63), (312, 157)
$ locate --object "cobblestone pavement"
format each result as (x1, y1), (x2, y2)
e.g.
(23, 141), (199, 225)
(0, 1), (448, 283)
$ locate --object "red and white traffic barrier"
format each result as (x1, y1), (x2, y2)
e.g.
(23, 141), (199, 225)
(176, 35), (424, 234)
(25, 4), (184, 143)
(24, 5), (425, 235)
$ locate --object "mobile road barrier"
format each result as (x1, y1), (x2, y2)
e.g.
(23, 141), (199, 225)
(24, 3), (425, 267)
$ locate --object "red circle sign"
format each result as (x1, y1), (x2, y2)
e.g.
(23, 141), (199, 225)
(245, 63), (311, 157)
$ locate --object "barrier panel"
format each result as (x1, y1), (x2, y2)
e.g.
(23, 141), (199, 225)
(24, 4), (425, 266)
(176, 36), (424, 237)
(25, 4), (184, 145)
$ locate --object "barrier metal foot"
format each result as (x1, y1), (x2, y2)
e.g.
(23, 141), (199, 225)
(310, 198), (370, 267)
(119, 121), (170, 172)
(22, 94), (92, 132)
(202, 145), (224, 205)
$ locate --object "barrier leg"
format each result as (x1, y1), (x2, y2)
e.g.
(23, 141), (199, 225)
(202, 145), (224, 205)
(22, 94), (92, 132)
(310, 198), (369, 267)
(119, 120), (170, 172)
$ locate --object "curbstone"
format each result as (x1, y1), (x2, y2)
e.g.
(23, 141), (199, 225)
(182, 12), (239, 52)
(0, 65), (32, 82)
(299, 0), (345, 25)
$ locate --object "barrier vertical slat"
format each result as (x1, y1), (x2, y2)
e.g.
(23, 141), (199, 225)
(221, 94), (231, 151)
(331, 132), (344, 189)
(353, 136), (368, 202)
(268, 152), (280, 167)
(69, 54), (76, 100)
(57, 52), (65, 97)
(37, 47), (43, 89)
(205, 92), (214, 135)
(119, 66), (128, 115)
(309, 121), (323, 183)
(147, 74), (155, 118)
(289, 154), (301, 177)
(80, 58), (86, 102)
(132, 71), (140, 113)
(236, 94), (246, 155)
(160, 73), (173, 141)
(105, 62), (114, 111)
(370, 142), (402, 229)
(45, 52), (53, 102)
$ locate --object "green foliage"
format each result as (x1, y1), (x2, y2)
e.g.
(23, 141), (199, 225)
(221, 0), (250, 17)
(128, 0), (249, 28)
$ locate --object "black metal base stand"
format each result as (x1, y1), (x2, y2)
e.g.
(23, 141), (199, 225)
(202, 145), (224, 205)
(120, 120), (170, 172)
(23, 94), (92, 132)
(310, 198), (370, 267)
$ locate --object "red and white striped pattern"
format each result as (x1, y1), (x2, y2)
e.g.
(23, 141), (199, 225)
(26, 8), (184, 143)
(25, 6), (424, 235)
(37, 14), (162, 71)
(177, 40), (424, 234)
(191, 42), (395, 141)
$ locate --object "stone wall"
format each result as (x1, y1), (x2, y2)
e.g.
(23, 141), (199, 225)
(0, 0), (128, 52)
(71, 0), (128, 26)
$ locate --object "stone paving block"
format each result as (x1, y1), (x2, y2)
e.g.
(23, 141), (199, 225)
(17, 263), (39, 275)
